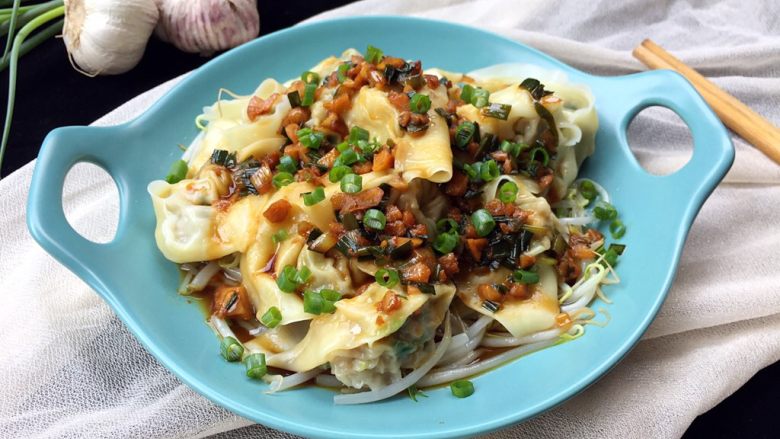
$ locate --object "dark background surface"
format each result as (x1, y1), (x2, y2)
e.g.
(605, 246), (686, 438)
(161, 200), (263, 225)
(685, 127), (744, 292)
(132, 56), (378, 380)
(1, 1), (778, 437)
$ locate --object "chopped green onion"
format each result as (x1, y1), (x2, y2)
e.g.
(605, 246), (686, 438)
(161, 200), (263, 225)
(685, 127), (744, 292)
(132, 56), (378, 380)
(471, 209), (496, 237)
(277, 155), (298, 174)
(593, 201), (618, 221)
(409, 93), (431, 114)
(366, 44), (383, 64)
(329, 165), (352, 183)
(341, 173), (362, 193)
(349, 125), (369, 143)
(287, 90), (301, 108)
(302, 186), (326, 206)
(272, 172), (294, 188)
(220, 336), (243, 362)
(471, 88), (490, 108)
(260, 306), (282, 328)
(375, 268), (400, 288)
(499, 140), (528, 158)
(244, 353), (267, 379)
(165, 160), (188, 184)
(303, 290), (323, 314)
(498, 181), (519, 203)
(481, 103), (512, 120)
(300, 70), (320, 84)
(608, 243), (626, 255)
(610, 219), (626, 239)
(407, 385), (428, 402)
(579, 180), (597, 201)
(433, 231), (458, 254)
(460, 84), (474, 103)
(529, 147), (550, 166)
(320, 288), (341, 302)
(272, 229), (289, 244)
(462, 162), (481, 182)
(450, 380), (475, 398)
(480, 159), (500, 181)
(303, 289), (341, 315)
(336, 141), (350, 152)
(363, 208), (387, 230)
(277, 265), (299, 292)
(603, 248), (619, 267)
(301, 82), (317, 106)
(296, 127), (324, 149)
(337, 63), (350, 83)
(436, 218), (459, 234)
(295, 266), (312, 283)
(455, 121), (476, 148)
(513, 269), (540, 284)
(335, 148), (359, 166)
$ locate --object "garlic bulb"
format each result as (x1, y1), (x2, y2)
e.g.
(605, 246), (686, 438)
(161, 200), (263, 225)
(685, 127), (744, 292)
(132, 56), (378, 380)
(155, 0), (260, 56)
(63, 0), (160, 75)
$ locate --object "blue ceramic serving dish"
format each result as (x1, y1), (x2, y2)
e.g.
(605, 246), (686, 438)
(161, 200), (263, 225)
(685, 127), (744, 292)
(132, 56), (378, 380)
(27, 16), (733, 439)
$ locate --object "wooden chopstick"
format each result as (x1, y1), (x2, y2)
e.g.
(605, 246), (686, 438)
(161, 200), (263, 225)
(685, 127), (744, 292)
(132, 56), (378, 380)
(632, 39), (780, 165)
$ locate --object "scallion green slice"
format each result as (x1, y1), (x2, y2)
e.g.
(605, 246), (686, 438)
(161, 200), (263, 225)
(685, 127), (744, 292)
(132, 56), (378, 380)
(375, 268), (400, 288)
(409, 93), (431, 114)
(363, 208), (387, 230)
(272, 172), (294, 188)
(433, 231), (458, 254)
(301, 82), (317, 106)
(593, 201), (618, 221)
(302, 186), (326, 206)
(341, 173), (362, 193)
(276, 265), (299, 293)
(277, 155), (298, 174)
(450, 380), (474, 398)
(512, 269), (540, 284)
(244, 353), (267, 379)
(366, 45), (383, 64)
(471, 209), (496, 237)
(529, 147), (550, 166)
(300, 70), (320, 84)
(165, 160), (188, 184)
(296, 127), (324, 149)
(436, 218), (459, 234)
(220, 336), (243, 362)
(610, 219), (626, 239)
(329, 165), (352, 183)
(260, 306), (282, 328)
(579, 180), (597, 201)
(498, 181), (519, 203)
(455, 121), (476, 149)
(272, 229), (289, 244)
(480, 159), (500, 181)
(349, 125), (370, 143)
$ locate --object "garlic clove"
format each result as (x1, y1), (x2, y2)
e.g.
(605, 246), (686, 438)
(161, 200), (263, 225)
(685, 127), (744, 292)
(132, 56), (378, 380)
(63, 0), (160, 76)
(155, 0), (260, 56)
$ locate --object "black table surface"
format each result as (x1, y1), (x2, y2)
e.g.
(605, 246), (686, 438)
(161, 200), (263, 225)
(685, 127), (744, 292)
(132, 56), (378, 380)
(2, 1), (777, 437)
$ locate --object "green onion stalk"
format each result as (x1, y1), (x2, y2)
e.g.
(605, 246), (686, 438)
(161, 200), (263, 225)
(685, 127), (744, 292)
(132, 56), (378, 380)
(0, 3), (65, 174)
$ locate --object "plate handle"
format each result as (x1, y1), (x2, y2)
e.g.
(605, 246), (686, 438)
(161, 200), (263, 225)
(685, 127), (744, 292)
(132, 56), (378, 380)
(599, 69), (734, 199)
(27, 126), (131, 284)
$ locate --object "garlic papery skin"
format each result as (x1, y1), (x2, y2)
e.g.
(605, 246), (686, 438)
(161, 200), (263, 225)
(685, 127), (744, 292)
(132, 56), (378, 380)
(155, 0), (260, 56)
(63, 0), (160, 75)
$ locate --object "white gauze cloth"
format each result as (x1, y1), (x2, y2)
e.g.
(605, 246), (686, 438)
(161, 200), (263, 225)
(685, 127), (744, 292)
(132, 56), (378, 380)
(1, 0), (779, 438)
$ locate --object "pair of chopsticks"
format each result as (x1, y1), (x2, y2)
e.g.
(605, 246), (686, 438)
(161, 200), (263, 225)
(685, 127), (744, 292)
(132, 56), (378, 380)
(632, 39), (780, 165)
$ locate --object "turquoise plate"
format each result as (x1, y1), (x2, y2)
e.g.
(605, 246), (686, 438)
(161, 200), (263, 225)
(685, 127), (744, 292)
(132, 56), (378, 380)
(27, 16), (733, 438)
